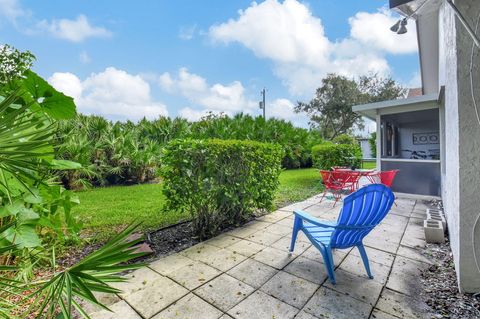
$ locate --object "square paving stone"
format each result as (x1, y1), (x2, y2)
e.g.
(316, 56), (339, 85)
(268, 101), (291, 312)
(376, 288), (430, 319)
(363, 236), (399, 254)
(350, 246), (395, 267)
(194, 274), (255, 312)
(149, 254), (194, 276)
(205, 234), (242, 249)
(386, 271), (423, 296)
(226, 225), (260, 239)
(113, 267), (164, 297)
(219, 315), (234, 319)
(90, 300), (141, 319)
(400, 235), (426, 249)
(198, 248), (248, 272)
(283, 232), (312, 245)
(279, 201), (314, 212)
(276, 217), (296, 227)
(260, 271), (319, 309)
(180, 243), (221, 261)
(151, 293), (223, 319)
(228, 290), (299, 319)
(257, 210), (292, 222)
(324, 269), (383, 306)
(284, 256), (328, 285)
(370, 308), (402, 319)
(294, 311), (320, 319)
(303, 287), (372, 319)
(396, 245), (432, 264)
(225, 239), (266, 257)
(301, 246), (348, 267)
(338, 255), (391, 284)
(391, 256), (429, 278)
(166, 260), (221, 290)
(246, 230), (283, 246)
(246, 220), (272, 229)
(271, 236), (310, 255)
(83, 291), (121, 315)
(252, 246), (297, 269)
(123, 275), (189, 319)
(264, 223), (293, 236)
(227, 258), (277, 288)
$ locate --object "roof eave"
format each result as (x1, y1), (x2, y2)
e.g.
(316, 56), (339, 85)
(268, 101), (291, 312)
(352, 93), (439, 120)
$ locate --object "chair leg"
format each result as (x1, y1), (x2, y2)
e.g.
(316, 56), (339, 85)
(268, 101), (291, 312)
(322, 247), (336, 284)
(319, 190), (327, 203)
(357, 243), (373, 279)
(289, 216), (302, 253)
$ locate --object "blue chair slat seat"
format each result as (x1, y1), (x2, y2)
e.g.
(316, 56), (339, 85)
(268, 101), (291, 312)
(289, 184), (395, 284)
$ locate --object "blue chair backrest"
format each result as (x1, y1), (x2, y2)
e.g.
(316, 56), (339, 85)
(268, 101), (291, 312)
(330, 184), (395, 248)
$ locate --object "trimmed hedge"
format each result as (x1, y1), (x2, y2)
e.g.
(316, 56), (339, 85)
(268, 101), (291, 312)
(160, 139), (283, 239)
(311, 143), (362, 170)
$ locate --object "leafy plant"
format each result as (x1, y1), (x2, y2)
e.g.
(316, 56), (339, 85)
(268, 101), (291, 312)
(0, 45), (145, 318)
(311, 143), (362, 170)
(161, 139), (283, 239)
(369, 132), (377, 158)
(332, 133), (358, 145)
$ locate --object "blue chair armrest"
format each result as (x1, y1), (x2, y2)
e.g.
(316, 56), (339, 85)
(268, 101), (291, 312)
(293, 210), (337, 228)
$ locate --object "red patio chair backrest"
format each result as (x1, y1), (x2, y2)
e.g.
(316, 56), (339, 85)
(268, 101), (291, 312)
(378, 170), (399, 187)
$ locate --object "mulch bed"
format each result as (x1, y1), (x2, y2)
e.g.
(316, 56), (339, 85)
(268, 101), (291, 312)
(420, 239), (480, 318)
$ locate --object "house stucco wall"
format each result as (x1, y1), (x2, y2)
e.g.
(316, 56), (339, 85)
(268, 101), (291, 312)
(440, 0), (480, 292)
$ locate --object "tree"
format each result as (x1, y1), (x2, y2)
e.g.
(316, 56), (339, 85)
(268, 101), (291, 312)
(295, 74), (404, 140)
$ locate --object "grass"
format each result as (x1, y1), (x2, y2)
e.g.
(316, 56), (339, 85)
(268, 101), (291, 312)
(361, 160), (376, 169)
(72, 168), (323, 241)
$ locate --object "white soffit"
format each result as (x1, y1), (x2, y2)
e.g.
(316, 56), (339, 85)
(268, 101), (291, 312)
(352, 93), (439, 120)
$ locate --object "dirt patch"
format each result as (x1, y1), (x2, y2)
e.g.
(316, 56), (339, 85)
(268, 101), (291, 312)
(420, 240), (480, 318)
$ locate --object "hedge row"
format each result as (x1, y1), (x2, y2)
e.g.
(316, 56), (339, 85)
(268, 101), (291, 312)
(311, 143), (362, 170)
(160, 139), (283, 239)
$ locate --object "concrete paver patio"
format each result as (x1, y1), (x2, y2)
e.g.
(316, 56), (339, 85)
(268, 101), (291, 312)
(90, 194), (432, 319)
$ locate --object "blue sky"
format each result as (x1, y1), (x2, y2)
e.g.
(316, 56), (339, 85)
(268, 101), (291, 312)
(0, 0), (420, 127)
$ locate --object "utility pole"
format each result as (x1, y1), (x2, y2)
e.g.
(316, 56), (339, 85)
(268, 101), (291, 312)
(259, 88), (266, 120)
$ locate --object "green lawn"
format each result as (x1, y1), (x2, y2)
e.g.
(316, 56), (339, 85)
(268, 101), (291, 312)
(72, 168), (323, 241)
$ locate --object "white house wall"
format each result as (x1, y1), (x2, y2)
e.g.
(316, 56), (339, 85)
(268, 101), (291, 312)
(440, 0), (480, 292)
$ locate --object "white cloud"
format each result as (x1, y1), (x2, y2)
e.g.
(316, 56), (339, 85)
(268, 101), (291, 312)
(178, 25), (197, 40)
(38, 14), (111, 42)
(158, 68), (256, 114)
(49, 67), (168, 121)
(268, 98), (296, 120)
(406, 71), (422, 88)
(349, 8), (417, 54)
(178, 107), (220, 121)
(79, 51), (91, 64)
(209, 0), (417, 97)
(0, 0), (29, 23)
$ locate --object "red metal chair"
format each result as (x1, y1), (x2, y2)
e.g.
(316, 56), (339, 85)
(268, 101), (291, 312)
(332, 170), (361, 193)
(319, 170), (361, 206)
(371, 170), (399, 205)
(378, 170), (399, 187)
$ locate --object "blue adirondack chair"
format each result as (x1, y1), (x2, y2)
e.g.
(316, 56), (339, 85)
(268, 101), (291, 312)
(289, 184), (395, 284)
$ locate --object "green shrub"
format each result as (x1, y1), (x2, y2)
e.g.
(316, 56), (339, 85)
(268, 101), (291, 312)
(369, 132), (377, 158)
(161, 139), (283, 239)
(332, 133), (357, 145)
(311, 143), (362, 170)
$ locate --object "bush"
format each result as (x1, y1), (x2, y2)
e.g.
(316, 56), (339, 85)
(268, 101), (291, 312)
(311, 143), (362, 170)
(332, 133), (357, 145)
(369, 132), (377, 158)
(161, 139), (283, 239)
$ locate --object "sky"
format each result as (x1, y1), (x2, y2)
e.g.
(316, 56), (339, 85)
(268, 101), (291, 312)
(0, 0), (420, 129)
